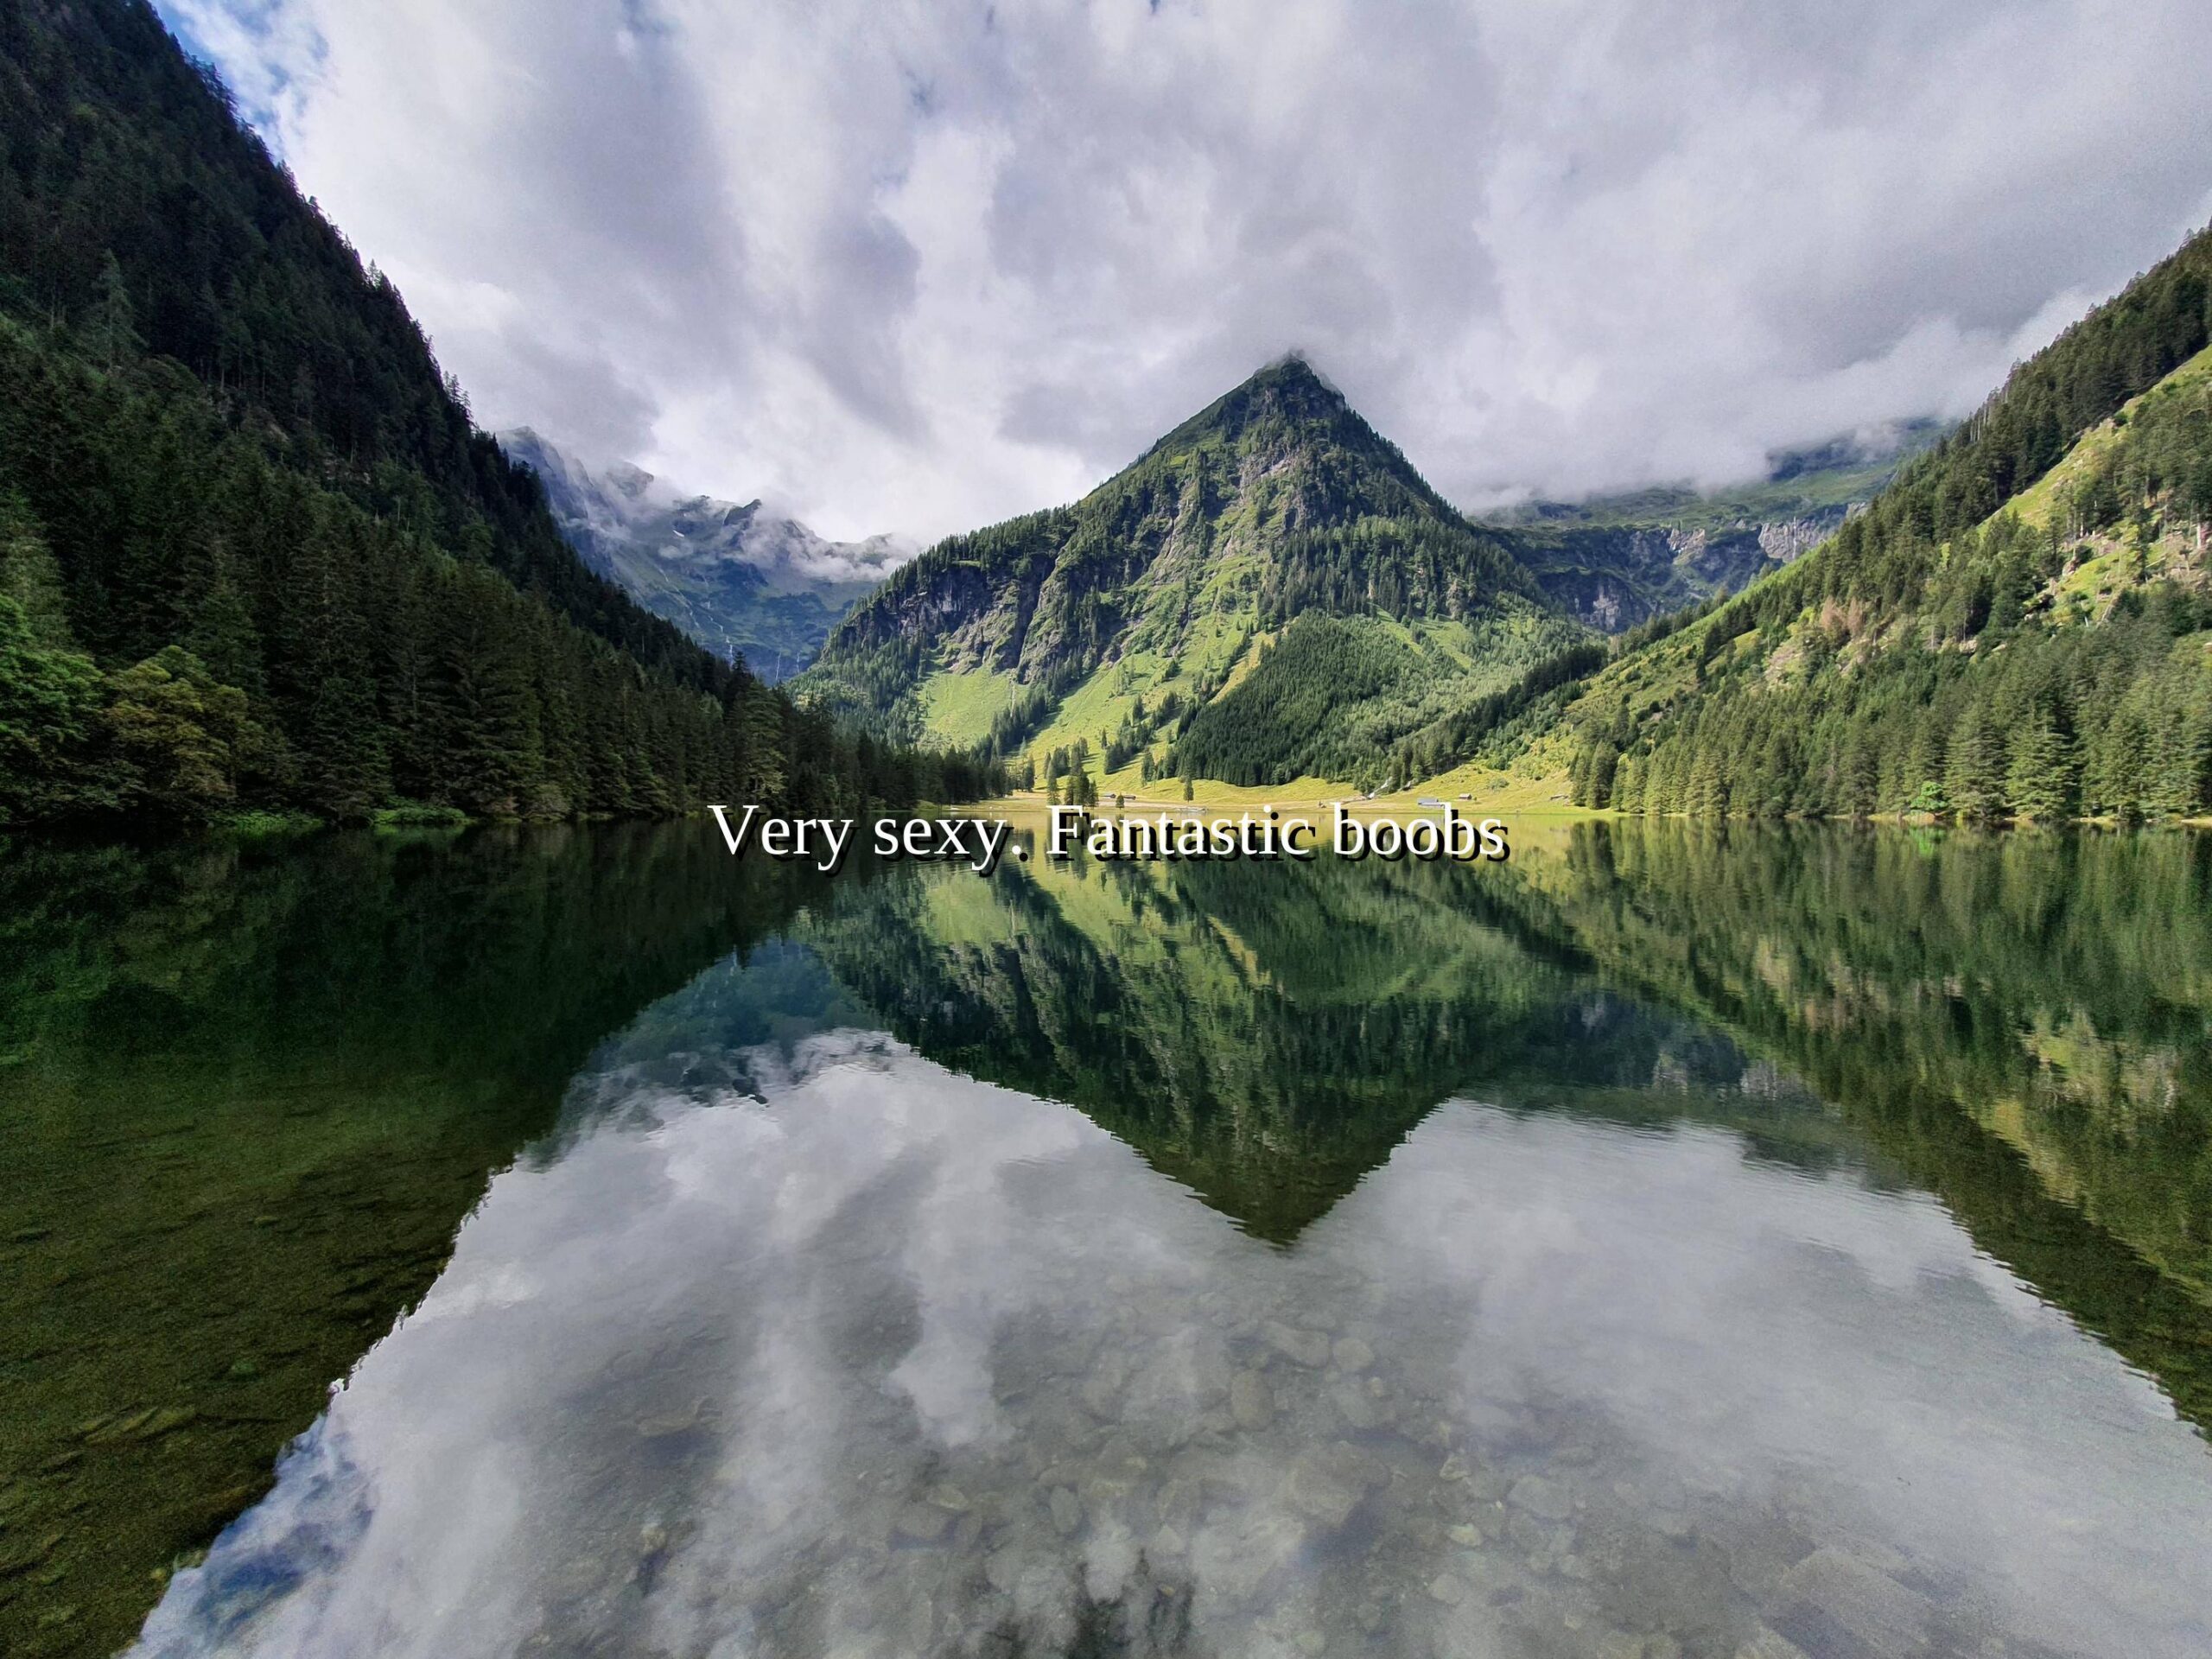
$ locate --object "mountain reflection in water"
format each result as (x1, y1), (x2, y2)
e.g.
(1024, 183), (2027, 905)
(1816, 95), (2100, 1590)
(127, 833), (2212, 1659)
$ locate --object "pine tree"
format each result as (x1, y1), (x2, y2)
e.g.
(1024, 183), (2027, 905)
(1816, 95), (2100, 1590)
(86, 253), (142, 370)
(1839, 724), (1878, 819)
(2144, 665), (2211, 818)
(1587, 740), (1618, 810)
(1944, 702), (2006, 822)
(1903, 711), (1949, 815)
(2086, 704), (2150, 820)
(2004, 708), (2077, 821)
(0, 594), (110, 823)
(1687, 738), (1729, 817)
(181, 536), (264, 697)
(104, 646), (262, 815)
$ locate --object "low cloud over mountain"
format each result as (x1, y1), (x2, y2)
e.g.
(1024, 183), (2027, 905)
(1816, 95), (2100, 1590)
(501, 428), (911, 680)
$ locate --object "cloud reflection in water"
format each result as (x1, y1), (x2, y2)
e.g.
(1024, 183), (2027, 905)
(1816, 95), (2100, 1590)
(133, 971), (2212, 1658)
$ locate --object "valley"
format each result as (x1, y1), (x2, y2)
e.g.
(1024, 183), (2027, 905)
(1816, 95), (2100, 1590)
(499, 429), (911, 682)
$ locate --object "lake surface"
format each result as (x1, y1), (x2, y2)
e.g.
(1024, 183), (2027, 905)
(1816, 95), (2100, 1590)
(3, 823), (2210, 1658)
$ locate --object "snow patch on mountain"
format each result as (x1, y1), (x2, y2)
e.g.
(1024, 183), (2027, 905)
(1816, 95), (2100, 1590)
(499, 428), (913, 679)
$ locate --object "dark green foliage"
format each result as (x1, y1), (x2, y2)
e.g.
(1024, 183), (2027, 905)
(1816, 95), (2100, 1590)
(1260, 515), (1531, 626)
(1406, 638), (1610, 784)
(1176, 614), (1428, 785)
(0, 592), (106, 820)
(0, 0), (995, 824)
(1587, 587), (2212, 823)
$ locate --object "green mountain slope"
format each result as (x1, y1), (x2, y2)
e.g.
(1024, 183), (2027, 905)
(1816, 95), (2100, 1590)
(1495, 223), (2212, 823)
(806, 851), (1815, 1243)
(0, 0), (994, 824)
(799, 358), (1587, 793)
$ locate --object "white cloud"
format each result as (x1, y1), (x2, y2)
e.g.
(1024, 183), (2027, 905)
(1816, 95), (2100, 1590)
(157, 0), (2212, 541)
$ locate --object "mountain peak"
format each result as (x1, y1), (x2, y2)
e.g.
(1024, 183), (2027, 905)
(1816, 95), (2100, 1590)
(1220, 349), (1346, 416)
(1143, 352), (1375, 468)
(805, 342), (1579, 783)
(1249, 351), (1335, 393)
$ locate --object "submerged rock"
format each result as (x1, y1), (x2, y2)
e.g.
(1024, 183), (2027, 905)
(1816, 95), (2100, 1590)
(1330, 1379), (1385, 1431)
(1733, 1628), (1814, 1659)
(1194, 1510), (1306, 1606)
(1769, 1548), (1930, 1655)
(1230, 1370), (1274, 1431)
(1281, 1454), (1365, 1532)
(1508, 1475), (1575, 1522)
(893, 1503), (950, 1545)
(1262, 1323), (1332, 1368)
(1047, 1485), (1083, 1537)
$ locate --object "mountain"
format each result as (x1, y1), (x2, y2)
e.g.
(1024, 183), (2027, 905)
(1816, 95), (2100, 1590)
(0, 0), (997, 827)
(498, 429), (909, 681)
(799, 356), (1588, 793)
(1484, 422), (1943, 632)
(1485, 223), (2212, 823)
(807, 849), (1792, 1243)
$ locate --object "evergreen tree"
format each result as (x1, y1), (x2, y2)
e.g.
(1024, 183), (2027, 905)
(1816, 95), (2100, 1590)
(1838, 724), (1878, 819)
(86, 252), (142, 370)
(1586, 740), (1618, 810)
(2086, 704), (2150, 820)
(1611, 751), (1643, 813)
(0, 594), (109, 821)
(1944, 703), (2007, 823)
(2004, 709), (2078, 821)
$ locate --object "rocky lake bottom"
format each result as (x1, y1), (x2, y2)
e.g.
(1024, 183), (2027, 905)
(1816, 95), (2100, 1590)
(4, 823), (2209, 1658)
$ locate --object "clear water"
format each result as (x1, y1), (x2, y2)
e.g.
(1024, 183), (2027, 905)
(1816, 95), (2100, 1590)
(6, 823), (2210, 1657)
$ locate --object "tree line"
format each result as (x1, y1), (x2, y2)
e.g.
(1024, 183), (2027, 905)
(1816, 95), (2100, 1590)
(0, 0), (999, 827)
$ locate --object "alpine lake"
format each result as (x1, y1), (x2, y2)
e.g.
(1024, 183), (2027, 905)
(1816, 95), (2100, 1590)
(3, 818), (2210, 1659)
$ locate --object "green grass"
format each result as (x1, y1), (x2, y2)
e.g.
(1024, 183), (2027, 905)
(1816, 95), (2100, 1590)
(371, 802), (471, 831)
(2002, 343), (2212, 536)
(216, 808), (322, 838)
(916, 667), (1019, 748)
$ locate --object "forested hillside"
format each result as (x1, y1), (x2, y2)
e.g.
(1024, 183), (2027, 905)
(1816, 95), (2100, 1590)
(1474, 224), (2212, 822)
(800, 357), (1586, 795)
(0, 0), (991, 826)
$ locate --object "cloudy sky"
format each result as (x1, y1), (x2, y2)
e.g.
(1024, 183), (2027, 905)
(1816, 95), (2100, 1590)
(160, 0), (2212, 543)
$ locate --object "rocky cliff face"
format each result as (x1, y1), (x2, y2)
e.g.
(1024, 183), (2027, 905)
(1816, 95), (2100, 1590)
(1511, 516), (1840, 632)
(499, 429), (912, 679)
(1482, 423), (1934, 633)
